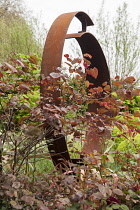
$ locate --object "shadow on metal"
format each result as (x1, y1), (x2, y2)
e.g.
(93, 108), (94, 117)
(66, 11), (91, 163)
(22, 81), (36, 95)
(41, 11), (110, 170)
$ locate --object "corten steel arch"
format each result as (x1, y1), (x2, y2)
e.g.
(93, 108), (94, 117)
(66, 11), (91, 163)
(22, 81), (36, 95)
(41, 11), (110, 170)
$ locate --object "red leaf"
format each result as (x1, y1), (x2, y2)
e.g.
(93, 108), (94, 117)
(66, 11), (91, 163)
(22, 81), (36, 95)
(104, 85), (111, 92)
(64, 54), (69, 58)
(115, 75), (120, 80)
(86, 67), (98, 79)
(112, 80), (123, 88)
(124, 76), (135, 84)
(70, 121), (78, 127)
(98, 108), (108, 114)
(102, 81), (107, 86)
(83, 58), (91, 65)
(97, 86), (103, 92)
(131, 89), (140, 96)
(85, 80), (90, 87)
(28, 55), (38, 65)
(10, 58), (25, 67)
(0, 72), (3, 77)
(83, 53), (92, 59)
(74, 131), (81, 137)
(65, 62), (72, 68)
(57, 97), (62, 100)
(19, 116), (30, 124)
(136, 129), (140, 134)
(129, 121), (140, 126)
(134, 110), (140, 117)
(83, 61), (89, 69)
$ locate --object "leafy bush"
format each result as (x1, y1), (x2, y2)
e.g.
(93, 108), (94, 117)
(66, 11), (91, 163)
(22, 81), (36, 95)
(0, 54), (140, 209)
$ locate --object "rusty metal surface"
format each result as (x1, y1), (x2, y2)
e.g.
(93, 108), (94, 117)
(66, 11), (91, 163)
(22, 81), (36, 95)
(41, 11), (94, 103)
(47, 134), (71, 170)
(41, 11), (110, 169)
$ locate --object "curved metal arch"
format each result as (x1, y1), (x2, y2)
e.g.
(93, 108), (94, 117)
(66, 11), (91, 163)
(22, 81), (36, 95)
(41, 11), (93, 75)
(41, 11), (110, 169)
(75, 33), (110, 86)
(41, 11), (94, 101)
(72, 32), (110, 112)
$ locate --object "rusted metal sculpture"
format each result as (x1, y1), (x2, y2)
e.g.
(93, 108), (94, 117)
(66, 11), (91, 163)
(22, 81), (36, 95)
(41, 11), (110, 170)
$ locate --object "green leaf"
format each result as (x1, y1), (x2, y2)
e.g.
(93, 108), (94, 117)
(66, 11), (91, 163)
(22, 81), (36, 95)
(120, 204), (129, 210)
(107, 154), (114, 163)
(111, 204), (120, 209)
(10, 200), (23, 209)
(106, 207), (113, 210)
(92, 192), (104, 199)
(71, 202), (81, 209)
(133, 205), (140, 210)
(98, 184), (107, 196)
(113, 189), (123, 196)
(58, 197), (70, 205)
(10, 200), (17, 207)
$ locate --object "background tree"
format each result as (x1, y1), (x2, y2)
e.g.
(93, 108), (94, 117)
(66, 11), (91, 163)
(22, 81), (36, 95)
(0, 0), (23, 17)
(94, 2), (140, 81)
(0, 0), (45, 61)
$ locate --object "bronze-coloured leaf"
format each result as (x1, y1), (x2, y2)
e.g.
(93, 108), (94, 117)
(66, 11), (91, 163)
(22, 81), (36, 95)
(4, 62), (18, 73)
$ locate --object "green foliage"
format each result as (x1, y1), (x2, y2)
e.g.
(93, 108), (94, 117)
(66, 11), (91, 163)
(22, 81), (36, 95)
(0, 0), (43, 62)
(20, 90), (40, 107)
(117, 134), (140, 153)
(111, 127), (140, 153)
(123, 96), (140, 113)
(0, 54), (40, 128)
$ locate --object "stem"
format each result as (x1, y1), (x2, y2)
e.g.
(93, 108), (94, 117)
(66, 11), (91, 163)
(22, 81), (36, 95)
(33, 145), (36, 182)
(0, 149), (2, 175)
(12, 139), (17, 174)
(15, 135), (46, 174)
